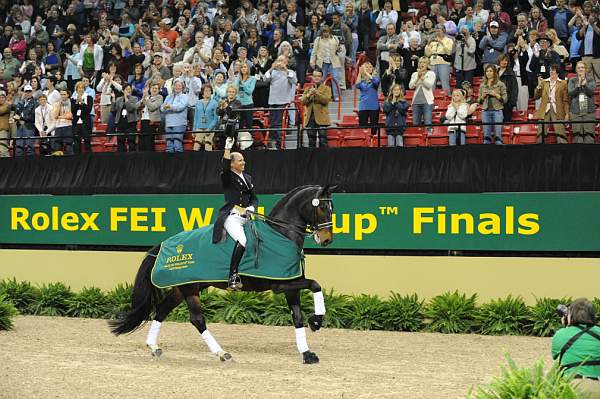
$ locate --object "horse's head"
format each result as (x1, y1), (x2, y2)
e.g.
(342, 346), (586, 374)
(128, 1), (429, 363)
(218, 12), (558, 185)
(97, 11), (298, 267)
(307, 185), (337, 247)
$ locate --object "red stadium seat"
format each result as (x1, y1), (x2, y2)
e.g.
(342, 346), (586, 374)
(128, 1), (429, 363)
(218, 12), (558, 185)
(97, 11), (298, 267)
(513, 124), (538, 145)
(427, 126), (449, 146)
(465, 125), (482, 144)
(340, 128), (371, 147)
(403, 127), (426, 147)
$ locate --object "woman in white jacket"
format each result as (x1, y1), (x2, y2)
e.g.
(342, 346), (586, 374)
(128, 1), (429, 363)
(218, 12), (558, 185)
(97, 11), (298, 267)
(445, 89), (469, 146)
(408, 57), (436, 133)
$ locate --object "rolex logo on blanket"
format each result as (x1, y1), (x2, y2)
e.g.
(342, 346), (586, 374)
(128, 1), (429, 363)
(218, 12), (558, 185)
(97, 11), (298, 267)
(151, 219), (304, 288)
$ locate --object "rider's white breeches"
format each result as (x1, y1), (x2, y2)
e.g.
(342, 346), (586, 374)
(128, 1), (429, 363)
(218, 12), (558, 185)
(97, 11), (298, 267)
(224, 214), (247, 247)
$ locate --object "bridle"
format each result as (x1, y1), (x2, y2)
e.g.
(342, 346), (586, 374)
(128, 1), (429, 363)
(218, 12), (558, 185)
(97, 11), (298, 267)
(247, 196), (334, 238)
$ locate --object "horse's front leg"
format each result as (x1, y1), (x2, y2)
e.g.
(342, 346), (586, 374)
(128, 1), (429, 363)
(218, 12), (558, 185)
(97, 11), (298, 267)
(145, 288), (184, 358)
(285, 290), (319, 364)
(274, 279), (326, 332)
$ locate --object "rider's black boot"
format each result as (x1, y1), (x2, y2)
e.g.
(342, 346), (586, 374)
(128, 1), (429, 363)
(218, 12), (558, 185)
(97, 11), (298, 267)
(228, 241), (245, 290)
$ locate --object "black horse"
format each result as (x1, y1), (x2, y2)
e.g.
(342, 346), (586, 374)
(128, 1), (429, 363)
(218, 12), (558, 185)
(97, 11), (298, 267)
(109, 185), (335, 364)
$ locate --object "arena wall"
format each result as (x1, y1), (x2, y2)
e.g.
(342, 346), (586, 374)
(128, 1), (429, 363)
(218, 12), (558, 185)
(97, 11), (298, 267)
(2, 249), (598, 304)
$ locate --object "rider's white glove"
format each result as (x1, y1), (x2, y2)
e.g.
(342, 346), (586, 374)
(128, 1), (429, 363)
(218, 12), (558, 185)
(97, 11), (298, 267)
(225, 137), (235, 150)
(246, 206), (255, 214)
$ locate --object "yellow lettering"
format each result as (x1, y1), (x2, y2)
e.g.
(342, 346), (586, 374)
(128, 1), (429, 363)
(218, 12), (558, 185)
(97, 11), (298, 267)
(31, 212), (50, 230)
(506, 206), (514, 235)
(131, 207), (149, 232)
(80, 213), (99, 231)
(355, 213), (377, 240)
(110, 207), (128, 231)
(11, 208), (31, 230)
(61, 212), (79, 231)
(332, 213), (350, 234)
(178, 207), (214, 230)
(437, 206), (446, 234)
(451, 213), (474, 234)
(413, 207), (434, 234)
(151, 208), (167, 232)
(52, 206), (59, 230)
(518, 213), (540, 235)
(478, 213), (501, 234)
(257, 206), (265, 216)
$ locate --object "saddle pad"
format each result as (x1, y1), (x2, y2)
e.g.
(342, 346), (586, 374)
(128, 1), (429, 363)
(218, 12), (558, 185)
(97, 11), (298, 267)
(151, 220), (303, 288)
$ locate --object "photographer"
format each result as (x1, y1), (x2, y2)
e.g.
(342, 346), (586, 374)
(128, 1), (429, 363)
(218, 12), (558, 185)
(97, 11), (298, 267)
(216, 86), (242, 150)
(425, 24), (453, 96)
(453, 27), (476, 87)
(551, 298), (600, 397)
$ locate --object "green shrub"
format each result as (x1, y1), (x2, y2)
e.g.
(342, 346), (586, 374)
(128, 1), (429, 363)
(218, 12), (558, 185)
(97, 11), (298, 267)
(476, 295), (530, 336)
(199, 289), (223, 322)
(262, 293), (294, 326)
(0, 278), (39, 314)
(322, 289), (352, 329)
(212, 291), (269, 324)
(347, 294), (386, 330)
(382, 293), (425, 332)
(166, 303), (190, 322)
(0, 294), (18, 331)
(106, 283), (133, 319)
(592, 298), (600, 319)
(67, 287), (112, 318)
(32, 282), (74, 316)
(528, 297), (571, 337)
(426, 291), (478, 334)
(468, 355), (586, 399)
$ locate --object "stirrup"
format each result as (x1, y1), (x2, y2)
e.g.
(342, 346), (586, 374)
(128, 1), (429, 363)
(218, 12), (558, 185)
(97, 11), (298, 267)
(227, 273), (243, 291)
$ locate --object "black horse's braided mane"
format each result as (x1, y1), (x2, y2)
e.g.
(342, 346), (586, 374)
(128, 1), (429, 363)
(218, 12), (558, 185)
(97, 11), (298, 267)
(269, 185), (321, 217)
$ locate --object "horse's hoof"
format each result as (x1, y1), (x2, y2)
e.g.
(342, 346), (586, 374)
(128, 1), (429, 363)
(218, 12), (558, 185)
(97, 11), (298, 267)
(147, 344), (162, 359)
(218, 350), (233, 362)
(308, 314), (323, 332)
(302, 351), (320, 364)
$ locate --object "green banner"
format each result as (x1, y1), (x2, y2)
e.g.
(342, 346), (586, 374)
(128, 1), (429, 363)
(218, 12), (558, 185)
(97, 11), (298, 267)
(0, 193), (599, 251)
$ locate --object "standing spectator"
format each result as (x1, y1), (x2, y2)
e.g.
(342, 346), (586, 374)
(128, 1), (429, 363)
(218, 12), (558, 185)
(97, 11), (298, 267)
(552, 0), (573, 45)
(161, 80), (188, 153)
(497, 54), (518, 123)
(330, 12), (351, 89)
(425, 25), (453, 95)
(291, 26), (309, 86)
(569, 61), (596, 144)
(9, 31), (26, 62)
(137, 82), (163, 152)
(212, 71), (229, 102)
(301, 69), (332, 148)
(529, 7), (548, 35)
(44, 42), (60, 73)
(19, 48), (45, 81)
(64, 44), (82, 93)
(235, 63), (256, 130)
(0, 49), (21, 81)
(531, 34), (562, 80)
(577, 9), (600, 81)
(569, 11), (584, 72)
(355, 62), (380, 136)
(265, 55), (297, 149)
(479, 21), (507, 67)
(478, 64), (507, 145)
(382, 84), (409, 147)
(356, 0), (374, 54)
(192, 85), (219, 151)
(445, 89), (469, 146)
(326, 0), (346, 23)
(71, 81), (94, 154)
(34, 93), (55, 154)
(381, 54), (404, 95)
(251, 46), (272, 108)
(453, 27), (476, 87)
(473, 0), (489, 28)
(306, 15), (323, 46)
(409, 57), (436, 133)
(457, 5), (480, 34)
(0, 91), (12, 157)
(310, 26), (342, 101)
(216, 86), (242, 150)
(52, 89), (73, 155)
(78, 34), (104, 81)
(42, 76), (60, 106)
(400, 37), (424, 88)
(375, 1), (398, 35)
(420, 18), (436, 46)
(128, 63), (147, 99)
(376, 23), (401, 80)
(96, 65), (122, 125)
(13, 83), (37, 156)
(112, 83), (139, 152)
(157, 18), (179, 48)
(179, 62), (202, 123)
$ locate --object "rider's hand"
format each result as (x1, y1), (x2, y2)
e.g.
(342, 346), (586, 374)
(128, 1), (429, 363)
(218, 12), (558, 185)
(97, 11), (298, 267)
(246, 206), (255, 214)
(225, 137), (235, 149)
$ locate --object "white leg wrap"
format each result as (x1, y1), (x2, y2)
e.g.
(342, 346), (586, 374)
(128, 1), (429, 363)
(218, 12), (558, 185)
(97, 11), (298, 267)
(313, 291), (326, 315)
(295, 327), (309, 353)
(201, 330), (223, 354)
(145, 320), (161, 346)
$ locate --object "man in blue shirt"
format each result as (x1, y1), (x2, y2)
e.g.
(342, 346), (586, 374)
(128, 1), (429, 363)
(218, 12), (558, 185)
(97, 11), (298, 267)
(160, 80), (189, 153)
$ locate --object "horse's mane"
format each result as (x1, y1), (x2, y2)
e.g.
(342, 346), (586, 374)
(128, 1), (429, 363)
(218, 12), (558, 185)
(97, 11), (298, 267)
(269, 185), (320, 217)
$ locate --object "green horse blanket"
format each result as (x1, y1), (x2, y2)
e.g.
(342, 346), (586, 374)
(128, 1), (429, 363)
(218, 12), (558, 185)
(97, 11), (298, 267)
(151, 219), (304, 288)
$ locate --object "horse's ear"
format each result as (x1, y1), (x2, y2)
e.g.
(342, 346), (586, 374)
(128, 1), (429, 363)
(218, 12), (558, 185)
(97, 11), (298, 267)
(323, 185), (338, 195)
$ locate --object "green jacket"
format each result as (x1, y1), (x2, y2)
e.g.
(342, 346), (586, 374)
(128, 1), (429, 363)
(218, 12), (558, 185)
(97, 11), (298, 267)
(551, 325), (600, 377)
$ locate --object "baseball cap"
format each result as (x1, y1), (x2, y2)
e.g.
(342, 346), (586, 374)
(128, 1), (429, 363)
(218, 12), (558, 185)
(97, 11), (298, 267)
(23, 84), (33, 91)
(489, 21), (499, 28)
(0, 91), (6, 97)
(161, 18), (172, 25)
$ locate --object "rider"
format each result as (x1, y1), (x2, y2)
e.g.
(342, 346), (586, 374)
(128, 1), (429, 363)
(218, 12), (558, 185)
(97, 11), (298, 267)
(212, 136), (258, 290)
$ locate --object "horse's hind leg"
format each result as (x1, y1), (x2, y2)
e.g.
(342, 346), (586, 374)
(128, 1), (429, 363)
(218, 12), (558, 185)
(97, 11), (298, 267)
(145, 288), (184, 358)
(181, 288), (232, 362)
(274, 279), (326, 332)
(285, 291), (319, 364)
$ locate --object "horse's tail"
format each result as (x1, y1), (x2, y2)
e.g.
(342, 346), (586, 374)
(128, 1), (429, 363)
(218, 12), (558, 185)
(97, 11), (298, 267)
(109, 245), (163, 335)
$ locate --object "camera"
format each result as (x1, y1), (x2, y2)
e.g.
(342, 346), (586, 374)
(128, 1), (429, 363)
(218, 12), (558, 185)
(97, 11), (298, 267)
(224, 118), (238, 138)
(556, 304), (569, 318)
(455, 33), (464, 41)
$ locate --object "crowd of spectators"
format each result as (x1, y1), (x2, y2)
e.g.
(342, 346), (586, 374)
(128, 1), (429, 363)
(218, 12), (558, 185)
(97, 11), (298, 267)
(0, 0), (598, 156)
